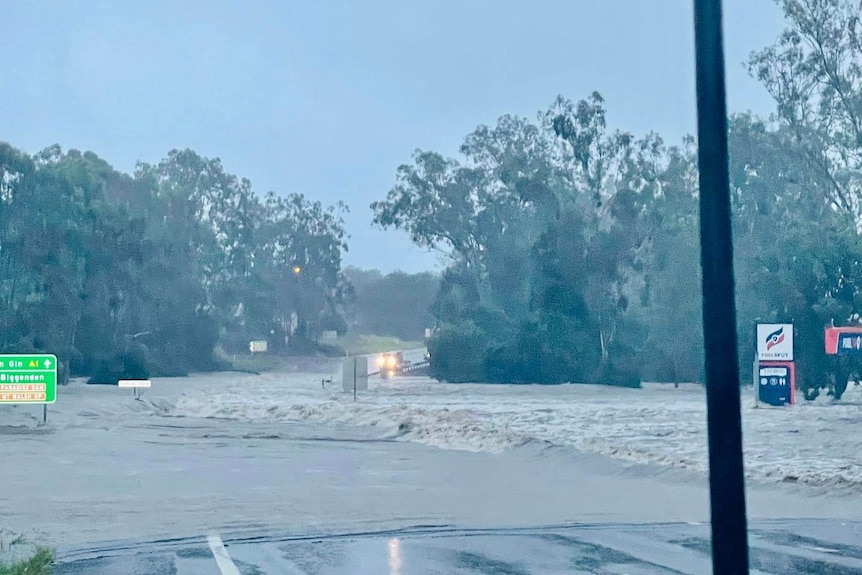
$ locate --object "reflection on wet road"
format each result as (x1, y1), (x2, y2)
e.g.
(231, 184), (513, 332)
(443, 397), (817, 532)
(54, 519), (862, 574)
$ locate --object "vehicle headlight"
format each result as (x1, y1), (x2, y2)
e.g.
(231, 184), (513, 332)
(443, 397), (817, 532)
(377, 356), (386, 366)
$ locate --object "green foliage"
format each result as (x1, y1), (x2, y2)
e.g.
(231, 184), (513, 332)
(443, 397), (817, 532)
(374, 94), (662, 385)
(745, 0), (862, 399)
(375, 61), (862, 393)
(0, 547), (54, 575)
(749, 0), (862, 219)
(227, 191), (349, 353)
(343, 266), (439, 341)
(0, 143), (349, 381)
(427, 321), (488, 383)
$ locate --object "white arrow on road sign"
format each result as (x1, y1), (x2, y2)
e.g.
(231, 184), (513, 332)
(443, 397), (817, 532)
(44, 359), (52, 368)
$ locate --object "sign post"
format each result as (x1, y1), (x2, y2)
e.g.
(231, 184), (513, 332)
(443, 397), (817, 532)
(754, 324), (794, 406)
(342, 356), (368, 400)
(0, 354), (58, 423)
(118, 379), (152, 399)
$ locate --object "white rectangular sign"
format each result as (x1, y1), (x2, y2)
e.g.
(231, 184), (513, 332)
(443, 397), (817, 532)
(756, 323), (794, 361)
(342, 356), (368, 392)
(118, 379), (152, 388)
(320, 330), (338, 342)
(249, 340), (268, 353)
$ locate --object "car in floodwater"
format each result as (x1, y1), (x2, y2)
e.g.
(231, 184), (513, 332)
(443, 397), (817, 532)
(377, 351), (409, 379)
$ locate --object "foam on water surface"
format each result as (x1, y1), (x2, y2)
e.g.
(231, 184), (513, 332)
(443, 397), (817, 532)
(162, 371), (862, 492)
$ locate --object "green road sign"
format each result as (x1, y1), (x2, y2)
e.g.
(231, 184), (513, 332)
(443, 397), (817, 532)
(0, 354), (57, 404)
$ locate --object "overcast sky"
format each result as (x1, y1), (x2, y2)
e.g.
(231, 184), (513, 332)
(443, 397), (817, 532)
(1, 1), (786, 273)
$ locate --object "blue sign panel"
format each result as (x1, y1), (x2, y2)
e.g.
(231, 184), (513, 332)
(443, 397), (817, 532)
(758, 365), (792, 406)
(838, 333), (862, 354)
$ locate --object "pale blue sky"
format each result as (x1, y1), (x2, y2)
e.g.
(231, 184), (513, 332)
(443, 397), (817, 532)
(1, 1), (786, 272)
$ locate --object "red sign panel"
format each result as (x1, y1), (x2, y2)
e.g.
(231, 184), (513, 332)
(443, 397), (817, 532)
(825, 327), (862, 355)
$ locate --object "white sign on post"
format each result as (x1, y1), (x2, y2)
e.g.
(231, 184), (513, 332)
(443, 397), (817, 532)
(756, 323), (794, 361)
(342, 356), (368, 393)
(249, 340), (268, 353)
(119, 378), (151, 399)
(118, 379), (151, 388)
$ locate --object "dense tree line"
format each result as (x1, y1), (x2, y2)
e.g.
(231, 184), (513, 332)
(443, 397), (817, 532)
(6, 0), (862, 398)
(342, 267), (439, 342)
(373, 0), (862, 398)
(0, 145), (349, 382)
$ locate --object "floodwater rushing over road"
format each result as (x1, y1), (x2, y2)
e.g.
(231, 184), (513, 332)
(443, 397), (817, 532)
(1, 358), (861, 572)
(170, 364), (862, 492)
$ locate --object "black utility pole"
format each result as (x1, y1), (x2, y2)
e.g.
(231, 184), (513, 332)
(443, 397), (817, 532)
(693, 0), (750, 573)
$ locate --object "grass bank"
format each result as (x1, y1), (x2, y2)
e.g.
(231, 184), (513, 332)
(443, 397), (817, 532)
(218, 334), (425, 373)
(223, 353), (289, 373)
(335, 334), (425, 355)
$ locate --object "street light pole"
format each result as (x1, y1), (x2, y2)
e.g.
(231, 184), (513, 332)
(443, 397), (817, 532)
(693, 0), (750, 572)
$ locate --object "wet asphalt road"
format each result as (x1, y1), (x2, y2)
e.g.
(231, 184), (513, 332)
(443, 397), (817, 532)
(5, 369), (862, 573)
(53, 519), (862, 574)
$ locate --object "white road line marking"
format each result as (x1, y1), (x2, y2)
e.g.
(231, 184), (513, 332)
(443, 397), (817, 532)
(207, 534), (241, 575)
(226, 542), (311, 575)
